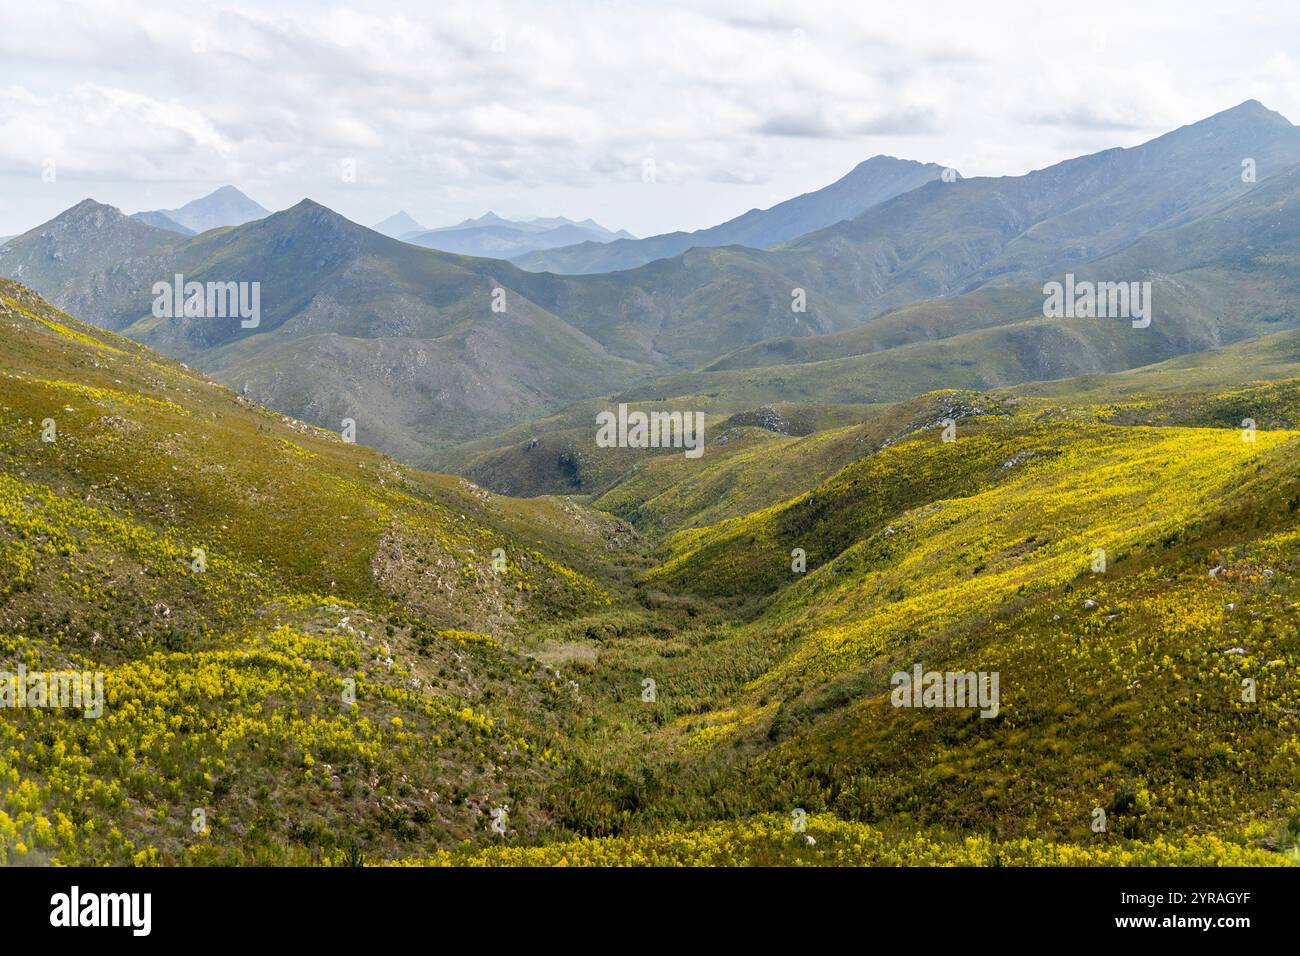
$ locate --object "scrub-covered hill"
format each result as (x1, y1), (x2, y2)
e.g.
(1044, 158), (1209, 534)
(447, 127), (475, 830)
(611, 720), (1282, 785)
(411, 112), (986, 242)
(0, 279), (633, 865)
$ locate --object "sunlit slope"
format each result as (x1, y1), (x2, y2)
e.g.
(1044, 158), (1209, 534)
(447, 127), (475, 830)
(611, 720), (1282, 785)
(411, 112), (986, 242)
(640, 414), (1300, 847)
(586, 365), (1300, 549)
(654, 417), (1291, 686)
(453, 390), (1008, 525)
(587, 393), (1008, 537)
(0, 280), (626, 864)
(400, 814), (1288, 866)
(0, 280), (618, 635)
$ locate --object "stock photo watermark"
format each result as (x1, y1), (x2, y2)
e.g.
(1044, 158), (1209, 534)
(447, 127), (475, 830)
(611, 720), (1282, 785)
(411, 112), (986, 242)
(152, 274), (260, 328)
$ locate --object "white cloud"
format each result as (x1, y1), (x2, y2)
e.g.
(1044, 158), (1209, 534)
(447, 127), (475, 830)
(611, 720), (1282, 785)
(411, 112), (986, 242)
(1, 0), (1299, 236)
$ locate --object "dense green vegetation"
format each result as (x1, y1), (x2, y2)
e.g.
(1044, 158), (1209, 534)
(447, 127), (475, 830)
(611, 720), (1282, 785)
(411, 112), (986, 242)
(2, 279), (1296, 866)
(0, 280), (626, 864)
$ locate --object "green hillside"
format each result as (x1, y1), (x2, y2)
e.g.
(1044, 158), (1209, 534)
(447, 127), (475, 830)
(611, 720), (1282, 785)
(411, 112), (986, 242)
(0, 279), (632, 864)
(543, 397), (1300, 860)
(4, 270), (1300, 866)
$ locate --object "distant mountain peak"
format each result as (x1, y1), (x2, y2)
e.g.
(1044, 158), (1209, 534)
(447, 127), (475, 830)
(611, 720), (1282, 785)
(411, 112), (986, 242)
(401, 211), (634, 256)
(274, 198), (354, 226)
(373, 210), (425, 238)
(1192, 99), (1293, 131)
(140, 185), (270, 234)
(205, 184), (248, 200)
(852, 153), (934, 167)
(1224, 98), (1289, 121)
(844, 155), (950, 181)
(470, 211), (510, 226)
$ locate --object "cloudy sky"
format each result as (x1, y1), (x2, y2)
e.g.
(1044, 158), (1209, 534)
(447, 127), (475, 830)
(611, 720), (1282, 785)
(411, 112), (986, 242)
(3, 0), (1300, 237)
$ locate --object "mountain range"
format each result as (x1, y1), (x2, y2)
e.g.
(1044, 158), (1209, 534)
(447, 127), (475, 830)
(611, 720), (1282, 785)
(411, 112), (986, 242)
(0, 198), (653, 462)
(402, 211), (634, 258)
(2, 101), (1298, 477)
(511, 155), (948, 273)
